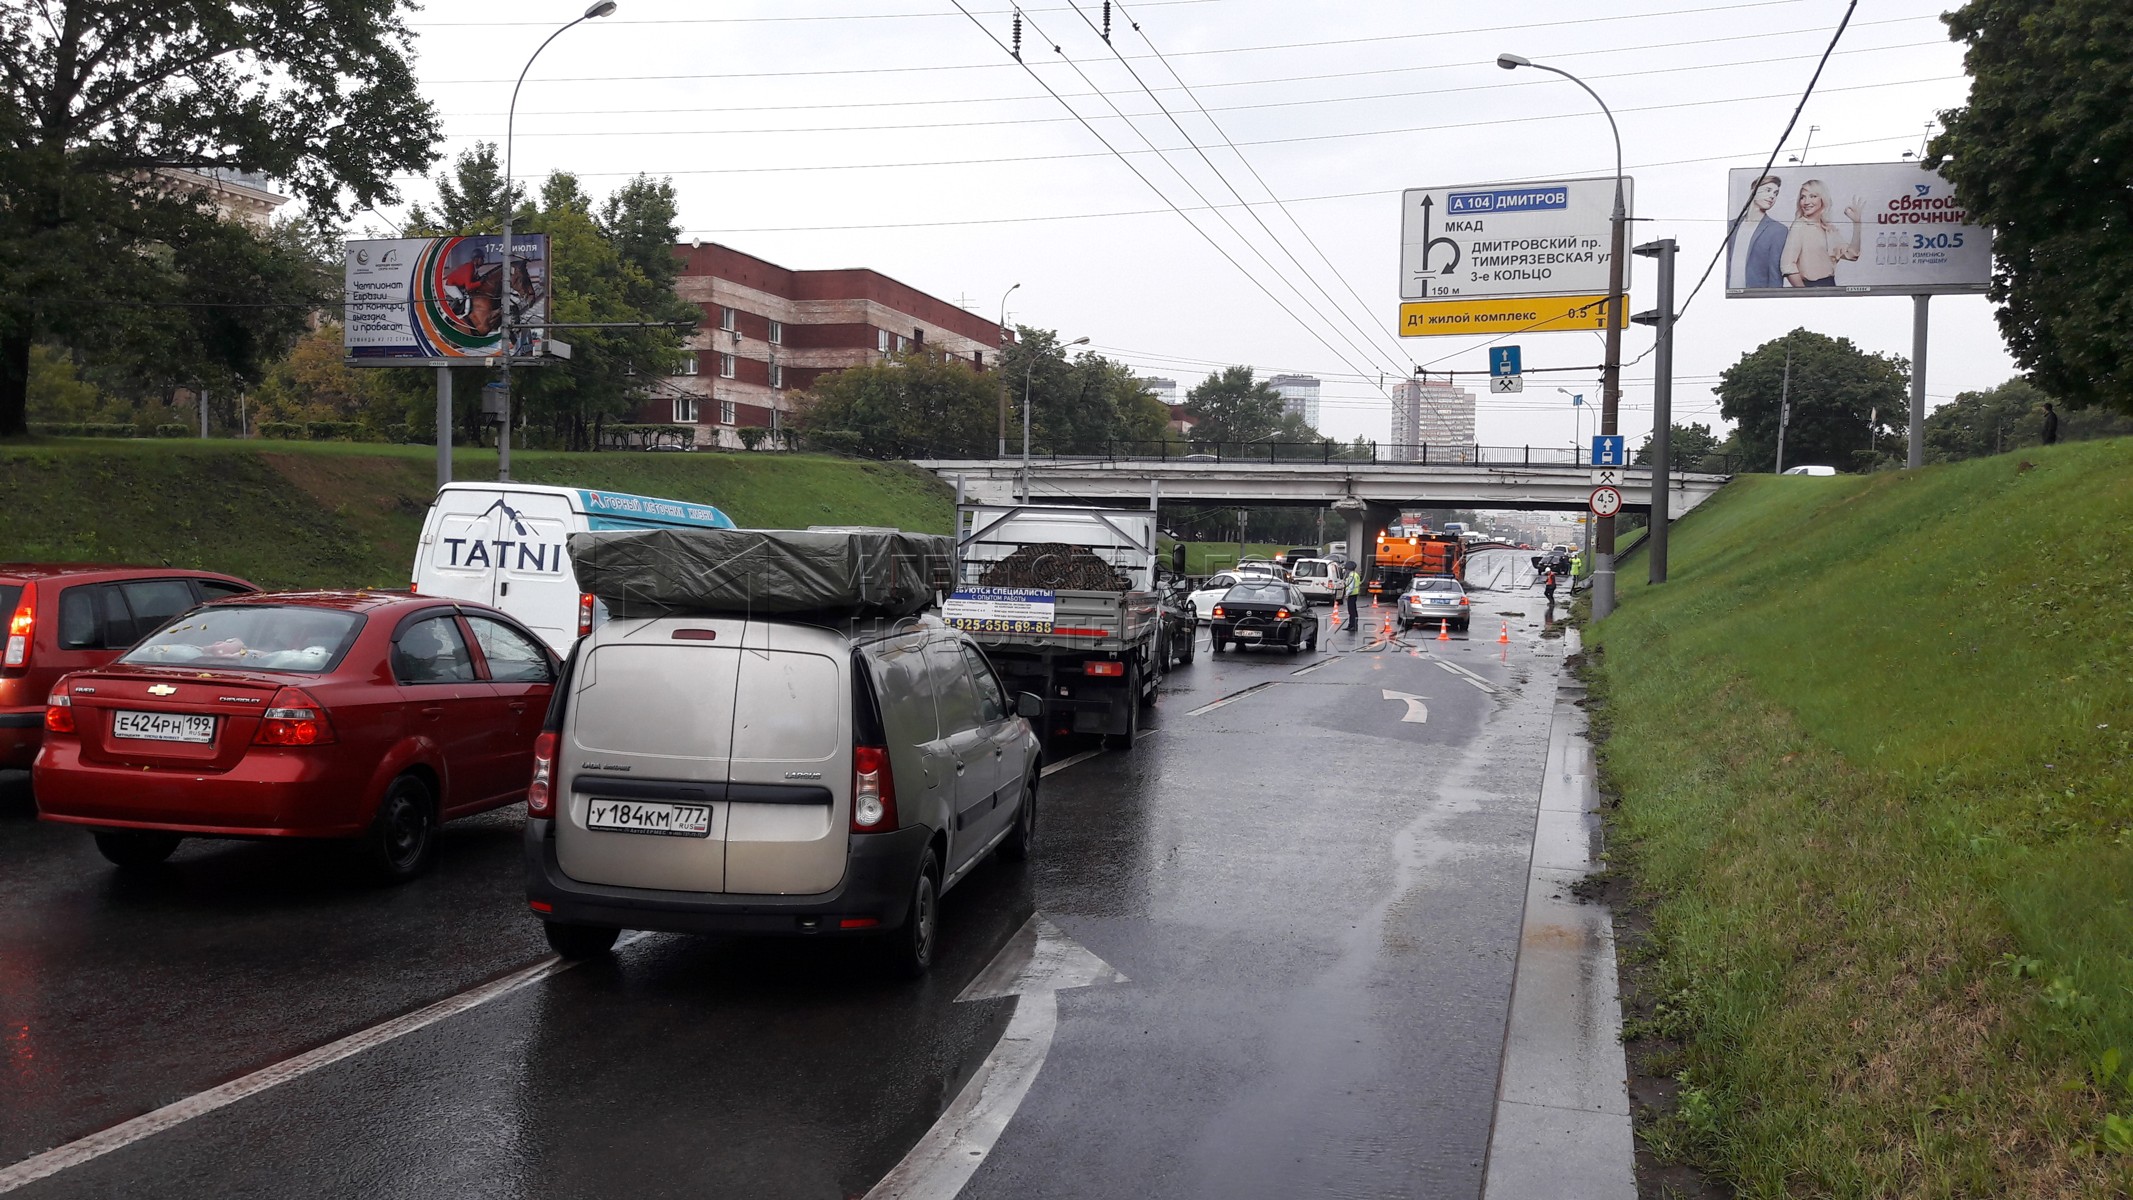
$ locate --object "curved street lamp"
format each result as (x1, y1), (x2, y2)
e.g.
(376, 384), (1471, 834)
(496, 1), (619, 480)
(1498, 50), (1626, 618)
(997, 282), (1021, 457)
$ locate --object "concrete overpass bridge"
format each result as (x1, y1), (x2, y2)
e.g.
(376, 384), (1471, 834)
(915, 455), (1730, 548)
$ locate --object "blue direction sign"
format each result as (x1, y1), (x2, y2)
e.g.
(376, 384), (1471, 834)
(1490, 346), (1523, 377)
(1592, 434), (1627, 467)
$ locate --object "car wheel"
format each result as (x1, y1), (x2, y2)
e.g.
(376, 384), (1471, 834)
(1286, 628), (1301, 655)
(1179, 627), (1196, 665)
(1000, 778), (1037, 862)
(361, 773), (438, 882)
(93, 831), (181, 869)
(882, 848), (941, 979)
(1307, 625), (1319, 653)
(544, 922), (620, 959)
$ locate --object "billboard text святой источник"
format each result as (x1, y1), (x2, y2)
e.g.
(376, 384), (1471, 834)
(1723, 162), (1990, 298)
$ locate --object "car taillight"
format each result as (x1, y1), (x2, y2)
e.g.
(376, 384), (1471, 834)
(1084, 661), (1124, 677)
(1460, 596), (1471, 605)
(852, 745), (898, 833)
(1211, 605), (1225, 618)
(5, 594), (33, 668)
(1276, 608), (1291, 619)
(577, 593), (595, 639)
(527, 730), (557, 818)
(253, 686), (336, 746)
(44, 690), (73, 734)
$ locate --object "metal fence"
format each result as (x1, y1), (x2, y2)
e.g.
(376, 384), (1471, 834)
(1001, 440), (1739, 473)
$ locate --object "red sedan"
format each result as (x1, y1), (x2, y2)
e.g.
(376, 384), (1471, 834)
(34, 591), (557, 880)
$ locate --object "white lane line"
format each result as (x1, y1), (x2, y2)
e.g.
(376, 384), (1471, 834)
(1436, 660), (1500, 694)
(867, 918), (1124, 1200)
(1184, 680), (1280, 716)
(1289, 656), (1337, 676)
(1041, 748), (1102, 777)
(0, 935), (642, 1193)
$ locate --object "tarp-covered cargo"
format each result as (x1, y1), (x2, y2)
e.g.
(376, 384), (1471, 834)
(569, 527), (953, 618)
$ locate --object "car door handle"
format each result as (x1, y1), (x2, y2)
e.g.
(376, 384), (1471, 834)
(421, 706), (444, 721)
(954, 762), (966, 776)
(508, 702), (528, 714)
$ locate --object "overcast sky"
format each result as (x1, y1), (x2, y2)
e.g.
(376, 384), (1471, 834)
(374, 0), (2005, 453)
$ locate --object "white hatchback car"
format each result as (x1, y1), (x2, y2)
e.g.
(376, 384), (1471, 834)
(1186, 572), (1242, 624)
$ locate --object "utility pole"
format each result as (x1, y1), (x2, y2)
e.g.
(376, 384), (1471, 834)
(435, 368), (454, 490)
(1908, 295), (1929, 469)
(996, 282), (1019, 458)
(1631, 237), (1676, 584)
(1774, 343), (1793, 474)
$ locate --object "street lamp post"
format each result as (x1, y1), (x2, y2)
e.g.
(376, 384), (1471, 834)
(1499, 52), (1626, 619)
(497, 0), (618, 481)
(1557, 386), (1585, 464)
(997, 282), (1020, 458)
(1021, 335), (1090, 502)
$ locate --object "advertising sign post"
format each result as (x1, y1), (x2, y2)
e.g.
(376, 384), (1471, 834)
(1723, 163), (1990, 468)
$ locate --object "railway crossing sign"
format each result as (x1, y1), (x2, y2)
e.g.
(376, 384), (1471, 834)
(1589, 485), (1624, 518)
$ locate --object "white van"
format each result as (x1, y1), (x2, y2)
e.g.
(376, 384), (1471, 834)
(411, 483), (735, 653)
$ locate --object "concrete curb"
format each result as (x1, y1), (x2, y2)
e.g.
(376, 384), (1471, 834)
(1481, 631), (1636, 1200)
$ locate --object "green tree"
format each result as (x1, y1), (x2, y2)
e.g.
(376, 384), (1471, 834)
(403, 142), (521, 234)
(1635, 422), (1723, 469)
(1183, 366), (1284, 447)
(1933, 0), (2133, 413)
(1924, 376), (2133, 462)
(0, 0), (440, 436)
(795, 350), (997, 459)
(1717, 330), (1909, 472)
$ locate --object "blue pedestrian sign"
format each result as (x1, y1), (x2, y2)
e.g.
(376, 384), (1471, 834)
(1490, 346), (1523, 377)
(1592, 434), (1626, 467)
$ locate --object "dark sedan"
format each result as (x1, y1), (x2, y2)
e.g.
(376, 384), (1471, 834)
(1210, 581), (1318, 655)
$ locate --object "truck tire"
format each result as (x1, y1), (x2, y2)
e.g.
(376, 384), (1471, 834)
(1105, 672), (1140, 750)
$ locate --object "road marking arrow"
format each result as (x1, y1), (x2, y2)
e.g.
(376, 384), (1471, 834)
(1382, 689), (1430, 723)
(867, 917), (1127, 1199)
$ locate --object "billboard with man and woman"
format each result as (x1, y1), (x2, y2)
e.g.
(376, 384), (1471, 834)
(1724, 163), (1990, 298)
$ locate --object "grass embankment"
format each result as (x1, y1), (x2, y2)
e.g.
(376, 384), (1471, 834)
(0, 439), (955, 589)
(1595, 442), (2133, 1196)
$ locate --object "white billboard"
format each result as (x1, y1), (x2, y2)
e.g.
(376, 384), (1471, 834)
(1724, 163), (1990, 297)
(1399, 177), (1631, 301)
(343, 234), (550, 362)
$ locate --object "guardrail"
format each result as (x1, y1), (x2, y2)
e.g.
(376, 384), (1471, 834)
(1001, 441), (1740, 473)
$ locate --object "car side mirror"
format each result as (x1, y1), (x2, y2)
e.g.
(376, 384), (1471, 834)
(1015, 692), (1044, 719)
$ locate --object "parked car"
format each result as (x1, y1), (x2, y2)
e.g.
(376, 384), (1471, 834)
(1286, 557), (1340, 605)
(524, 612), (1043, 976)
(34, 591), (558, 879)
(1210, 580), (1318, 654)
(1780, 465), (1837, 476)
(1, 565), (256, 770)
(1157, 578), (1197, 669)
(1398, 576), (1472, 632)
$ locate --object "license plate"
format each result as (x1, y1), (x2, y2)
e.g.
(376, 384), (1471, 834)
(1235, 629), (1262, 639)
(585, 798), (712, 838)
(112, 710), (216, 743)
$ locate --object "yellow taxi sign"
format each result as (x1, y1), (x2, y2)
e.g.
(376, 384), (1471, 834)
(1398, 294), (1623, 338)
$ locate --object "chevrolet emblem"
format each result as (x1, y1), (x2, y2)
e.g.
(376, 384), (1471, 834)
(148, 684), (177, 696)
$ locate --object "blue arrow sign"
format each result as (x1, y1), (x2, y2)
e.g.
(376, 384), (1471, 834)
(1490, 346), (1523, 377)
(1592, 434), (1626, 467)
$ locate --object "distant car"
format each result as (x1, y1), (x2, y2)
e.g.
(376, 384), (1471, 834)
(34, 591), (558, 880)
(1398, 576), (1471, 632)
(1210, 581), (1318, 654)
(1179, 453), (1219, 462)
(1186, 572), (1242, 623)
(1780, 465), (1837, 476)
(1286, 557), (1340, 605)
(0, 565), (257, 770)
(1235, 559), (1293, 583)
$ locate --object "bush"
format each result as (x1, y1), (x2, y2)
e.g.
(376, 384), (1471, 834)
(154, 423), (190, 438)
(304, 421), (360, 441)
(384, 423), (411, 445)
(806, 429), (863, 457)
(599, 424), (695, 451)
(737, 426), (767, 451)
(258, 422), (304, 440)
(29, 422), (141, 438)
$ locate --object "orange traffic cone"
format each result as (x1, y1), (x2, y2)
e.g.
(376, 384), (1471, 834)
(1498, 622), (1511, 644)
(1436, 618), (1451, 641)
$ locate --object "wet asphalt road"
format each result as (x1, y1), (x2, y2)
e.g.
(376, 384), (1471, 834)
(2, 551), (1571, 1199)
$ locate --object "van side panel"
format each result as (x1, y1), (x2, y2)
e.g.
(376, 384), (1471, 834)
(724, 626), (847, 894)
(865, 634), (949, 843)
(495, 490), (579, 652)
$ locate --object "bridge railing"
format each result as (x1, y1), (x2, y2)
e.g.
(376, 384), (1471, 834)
(1004, 440), (1739, 473)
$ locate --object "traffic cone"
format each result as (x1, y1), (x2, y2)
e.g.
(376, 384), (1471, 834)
(1437, 618), (1451, 641)
(1498, 622), (1510, 644)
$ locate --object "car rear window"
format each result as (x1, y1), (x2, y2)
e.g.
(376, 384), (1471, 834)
(1411, 579), (1461, 593)
(1227, 583), (1287, 602)
(1293, 562), (1329, 578)
(121, 606), (364, 674)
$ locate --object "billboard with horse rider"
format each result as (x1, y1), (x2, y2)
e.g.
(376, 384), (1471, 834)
(342, 234), (550, 362)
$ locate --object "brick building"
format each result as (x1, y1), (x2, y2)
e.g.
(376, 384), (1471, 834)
(644, 243), (1005, 448)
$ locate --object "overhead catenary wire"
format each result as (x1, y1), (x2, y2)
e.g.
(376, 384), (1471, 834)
(941, 0), (1396, 404)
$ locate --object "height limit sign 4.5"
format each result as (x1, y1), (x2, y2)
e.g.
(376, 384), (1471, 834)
(1589, 486), (1624, 518)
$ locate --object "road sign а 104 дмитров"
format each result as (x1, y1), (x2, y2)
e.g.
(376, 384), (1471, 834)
(343, 235), (552, 363)
(1723, 162), (1991, 298)
(1400, 177), (1632, 302)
